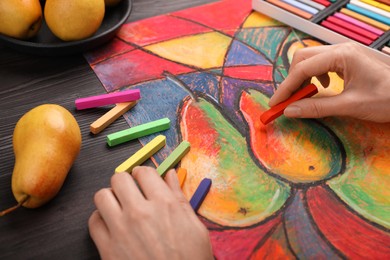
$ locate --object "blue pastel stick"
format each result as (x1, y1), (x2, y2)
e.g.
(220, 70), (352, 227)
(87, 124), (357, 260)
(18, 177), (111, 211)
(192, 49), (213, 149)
(189, 178), (212, 212)
(281, 0), (319, 14)
(347, 4), (390, 25)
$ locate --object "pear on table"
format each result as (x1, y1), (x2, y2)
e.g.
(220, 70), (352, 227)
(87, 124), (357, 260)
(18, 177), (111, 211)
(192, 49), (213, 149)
(0, 104), (82, 216)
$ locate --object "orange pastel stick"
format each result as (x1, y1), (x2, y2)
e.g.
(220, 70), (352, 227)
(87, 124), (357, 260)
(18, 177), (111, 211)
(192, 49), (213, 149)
(260, 83), (318, 125)
(266, 0), (313, 19)
(177, 168), (187, 188)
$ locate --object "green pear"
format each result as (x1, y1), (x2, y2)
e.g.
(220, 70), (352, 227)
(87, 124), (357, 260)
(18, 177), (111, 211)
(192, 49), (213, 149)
(0, 104), (82, 216)
(0, 0), (42, 39)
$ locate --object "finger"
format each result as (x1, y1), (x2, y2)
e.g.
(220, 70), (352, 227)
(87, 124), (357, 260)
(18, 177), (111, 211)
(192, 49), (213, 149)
(93, 188), (122, 228)
(88, 210), (110, 250)
(283, 94), (352, 119)
(131, 166), (174, 201)
(289, 44), (335, 69)
(164, 169), (188, 202)
(269, 50), (341, 106)
(111, 172), (146, 209)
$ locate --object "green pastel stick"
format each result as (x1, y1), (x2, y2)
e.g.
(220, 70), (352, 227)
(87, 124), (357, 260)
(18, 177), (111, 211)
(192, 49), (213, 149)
(156, 141), (191, 176)
(107, 118), (170, 147)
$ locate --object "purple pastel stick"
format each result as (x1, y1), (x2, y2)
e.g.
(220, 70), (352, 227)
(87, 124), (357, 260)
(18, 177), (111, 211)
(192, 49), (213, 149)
(189, 178), (212, 212)
(75, 89), (141, 110)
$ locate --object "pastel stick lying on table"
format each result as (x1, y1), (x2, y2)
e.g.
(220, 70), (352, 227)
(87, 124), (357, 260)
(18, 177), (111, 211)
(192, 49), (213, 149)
(90, 101), (137, 134)
(115, 135), (166, 173)
(176, 168), (187, 188)
(75, 89), (140, 110)
(107, 117), (170, 147)
(260, 83), (318, 125)
(156, 141), (190, 177)
(189, 178), (212, 212)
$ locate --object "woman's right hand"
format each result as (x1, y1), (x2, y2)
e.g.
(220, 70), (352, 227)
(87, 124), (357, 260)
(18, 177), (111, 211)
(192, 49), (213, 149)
(269, 43), (390, 123)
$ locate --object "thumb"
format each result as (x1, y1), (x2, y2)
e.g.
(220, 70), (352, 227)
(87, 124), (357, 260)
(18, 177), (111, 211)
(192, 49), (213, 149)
(284, 95), (350, 119)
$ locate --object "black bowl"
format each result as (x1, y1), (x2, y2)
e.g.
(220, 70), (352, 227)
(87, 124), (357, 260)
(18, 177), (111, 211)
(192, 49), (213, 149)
(0, 0), (132, 56)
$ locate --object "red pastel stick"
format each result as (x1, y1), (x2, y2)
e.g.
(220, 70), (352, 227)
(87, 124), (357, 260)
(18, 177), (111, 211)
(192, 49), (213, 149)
(326, 16), (379, 41)
(321, 20), (374, 46)
(312, 0), (331, 7)
(260, 83), (318, 125)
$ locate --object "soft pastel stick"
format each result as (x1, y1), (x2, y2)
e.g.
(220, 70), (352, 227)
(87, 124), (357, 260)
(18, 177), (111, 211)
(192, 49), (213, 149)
(375, 0), (390, 6)
(176, 168), (187, 188)
(75, 89), (141, 110)
(347, 4), (390, 25)
(115, 135), (166, 173)
(334, 12), (384, 35)
(281, 0), (319, 14)
(189, 178), (212, 212)
(90, 101), (137, 134)
(297, 0), (326, 10)
(156, 141), (191, 176)
(361, 0), (390, 11)
(327, 16), (379, 40)
(321, 20), (374, 45)
(260, 83), (318, 125)
(107, 118), (170, 147)
(341, 8), (390, 30)
(266, 0), (313, 19)
(382, 46), (390, 54)
(351, 0), (390, 18)
(312, 0), (331, 7)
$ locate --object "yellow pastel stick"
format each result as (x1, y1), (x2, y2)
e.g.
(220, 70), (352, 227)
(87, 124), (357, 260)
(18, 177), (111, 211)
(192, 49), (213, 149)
(176, 168), (187, 188)
(115, 135), (166, 173)
(90, 101), (137, 134)
(341, 8), (390, 30)
(360, 0), (390, 12)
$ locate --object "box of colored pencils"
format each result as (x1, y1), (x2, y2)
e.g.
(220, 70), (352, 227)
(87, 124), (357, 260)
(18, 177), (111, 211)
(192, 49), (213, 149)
(252, 0), (390, 65)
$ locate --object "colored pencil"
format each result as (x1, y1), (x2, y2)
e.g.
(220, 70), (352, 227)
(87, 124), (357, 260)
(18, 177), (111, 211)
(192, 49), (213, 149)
(266, 0), (313, 19)
(334, 12), (384, 35)
(341, 8), (390, 30)
(321, 20), (374, 45)
(326, 16), (379, 40)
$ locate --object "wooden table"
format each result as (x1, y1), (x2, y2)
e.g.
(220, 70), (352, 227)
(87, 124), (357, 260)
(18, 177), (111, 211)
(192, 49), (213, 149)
(0, 0), (213, 258)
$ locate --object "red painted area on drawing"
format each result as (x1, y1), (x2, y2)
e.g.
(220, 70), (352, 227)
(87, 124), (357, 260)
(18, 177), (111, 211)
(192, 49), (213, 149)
(307, 186), (390, 259)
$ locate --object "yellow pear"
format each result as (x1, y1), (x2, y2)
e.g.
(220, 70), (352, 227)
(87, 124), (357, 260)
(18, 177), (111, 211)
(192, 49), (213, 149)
(0, 104), (81, 216)
(44, 0), (105, 41)
(0, 0), (42, 39)
(105, 0), (122, 7)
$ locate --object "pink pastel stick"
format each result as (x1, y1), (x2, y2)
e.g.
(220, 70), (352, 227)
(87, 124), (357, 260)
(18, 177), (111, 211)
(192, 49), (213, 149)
(75, 89), (141, 110)
(334, 12), (384, 36)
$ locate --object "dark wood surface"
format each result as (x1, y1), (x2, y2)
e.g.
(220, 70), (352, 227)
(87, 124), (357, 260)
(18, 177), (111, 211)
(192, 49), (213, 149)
(0, 0), (214, 258)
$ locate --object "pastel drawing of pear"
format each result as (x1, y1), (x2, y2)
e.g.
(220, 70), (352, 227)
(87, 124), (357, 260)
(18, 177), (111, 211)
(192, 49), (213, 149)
(1, 104), (82, 216)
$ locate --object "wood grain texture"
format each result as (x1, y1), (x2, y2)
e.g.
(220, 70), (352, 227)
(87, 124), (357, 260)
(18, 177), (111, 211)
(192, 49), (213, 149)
(0, 0), (214, 258)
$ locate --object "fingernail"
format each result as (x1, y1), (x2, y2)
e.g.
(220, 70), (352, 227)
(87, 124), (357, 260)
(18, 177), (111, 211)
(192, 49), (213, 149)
(284, 106), (302, 117)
